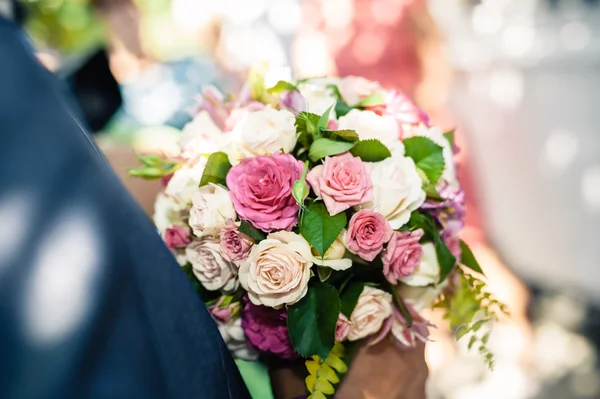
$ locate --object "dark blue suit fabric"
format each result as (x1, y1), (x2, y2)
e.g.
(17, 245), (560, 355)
(0, 18), (250, 399)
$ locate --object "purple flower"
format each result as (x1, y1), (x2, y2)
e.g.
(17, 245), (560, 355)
(241, 300), (299, 360)
(422, 184), (466, 227)
(280, 90), (307, 114)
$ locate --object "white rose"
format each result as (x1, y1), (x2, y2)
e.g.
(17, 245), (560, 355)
(226, 108), (297, 165)
(165, 161), (205, 206)
(185, 238), (239, 293)
(298, 80), (339, 118)
(217, 317), (258, 361)
(239, 231), (313, 308)
(364, 156), (426, 229)
(347, 286), (393, 341)
(398, 243), (440, 286)
(337, 109), (404, 156)
(398, 283), (445, 312)
(312, 234), (352, 271)
(337, 76), (383, 106)
(407, 124), (457, 187)
(178, 110), (223, 161)
(152, 193), (185, 233)
(189, 184), (236, 237)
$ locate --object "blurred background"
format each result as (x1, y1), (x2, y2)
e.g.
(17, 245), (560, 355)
(6, 0), (600, 397)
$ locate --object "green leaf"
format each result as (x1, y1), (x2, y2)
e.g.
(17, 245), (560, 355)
(308, 138), (355, 162)
(199, 152), (231, 187)
(325, 353), (347, 373)
(321, 129), (359, 143)
(459, 240), (484, 275)
(468, 335), (477, 350)
(326, 84), (342, 99)
(335, 100), (353, 118)
(318, 104), (333, 130)
(300, 201), (347, 256)
(423, 183), (443, 201)
(138, 155), (166, 166)
(357, 92), (385, 107)
(267, 80), (298, 94)
(238, 220), (266, 242)
(340, 282), (365, 318)
(128, 166), (171, 180)
(349, 139), (391, 162)
(472, 319), (486, 332)
(434, 232), (456, 283)
(317, 267), (333, 282)
(403, 136), (445, 184)
(443, 129), (455, 147)
(287, 281), (341, 359)
(456, 325), (469, 340)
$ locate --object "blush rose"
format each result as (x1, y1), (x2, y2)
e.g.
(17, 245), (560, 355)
(346, 209), (393, 262)
(307, 152), (373, 216)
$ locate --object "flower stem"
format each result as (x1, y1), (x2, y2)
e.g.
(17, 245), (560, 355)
(390, 283), (413, 328)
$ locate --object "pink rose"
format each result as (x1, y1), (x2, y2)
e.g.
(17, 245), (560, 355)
(335, 313), (352, 341)
(163, 226), (191, 249)
(226, 153), (304, 232)
(372, 304), (434, 349)
(220, 220), (253, 264)
(346, 209), (393, 262)
(382, 229), (424, 284)
(307, 153), (373, 216)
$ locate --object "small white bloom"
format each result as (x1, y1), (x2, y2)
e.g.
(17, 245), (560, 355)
(337, 76), (383, 106)
(398, 243), (440, 286)
(152, 193), (184, 233)
(165, 161), (206, 206)
(337, 109), (404, 156)
(364, 156), (426, 229)
(263, 64), (293, 89)
(298, 79), (339, 118)
(178, 110), (223, 160)
(226, 108), (297, 165)
(189, 183), (236, 237)
(217, 317), (259, 361)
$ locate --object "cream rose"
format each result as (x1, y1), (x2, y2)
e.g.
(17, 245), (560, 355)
(189, 184), (236, 238)
(186, 238), (239, 293)
(363, 156), (426, 229)
(398, 243), (440, 286)
(298, 79), (339, 118)
(226, 108), (297, 165)
(337, 76), (383, 106)
(407, 124), (457, 187)
(239, 231), (313, 308)
(164, 161), (206, 206)
(311, 234), (352, 271)
(337, 109), (404, 156)
(347, 286), (393, 341)
(398, 283), (445, 312)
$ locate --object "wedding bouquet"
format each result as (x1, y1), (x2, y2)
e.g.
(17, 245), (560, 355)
(131, 65), (507, 399)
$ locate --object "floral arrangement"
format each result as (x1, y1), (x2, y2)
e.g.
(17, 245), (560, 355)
(131, 65), (508, 399)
